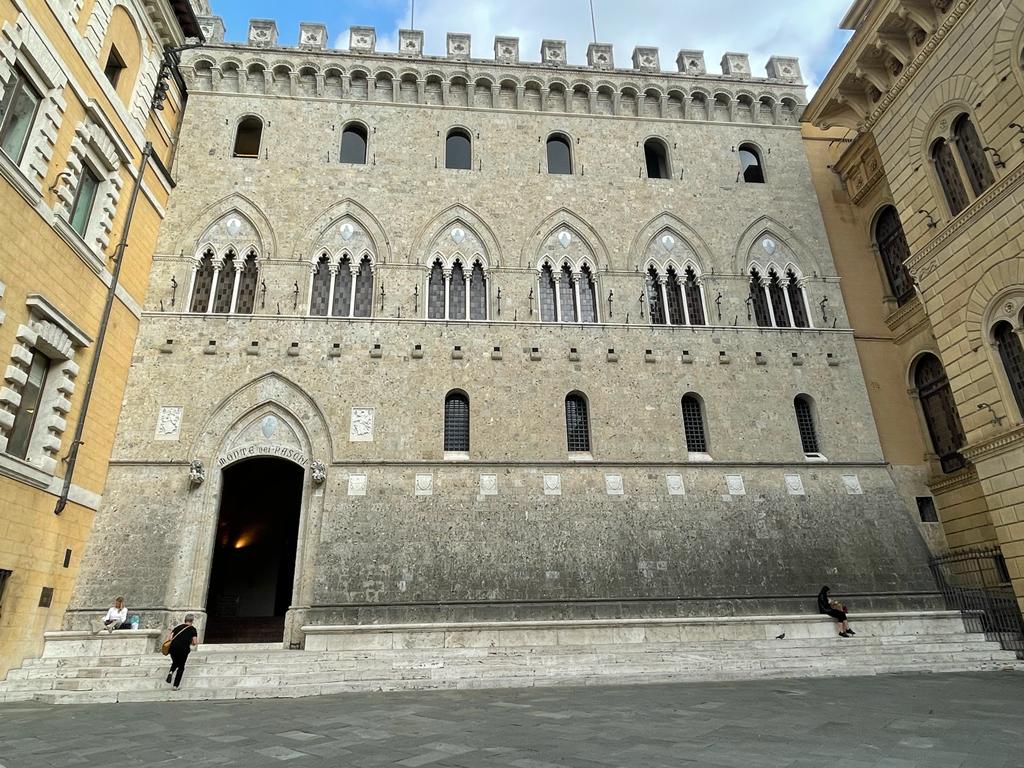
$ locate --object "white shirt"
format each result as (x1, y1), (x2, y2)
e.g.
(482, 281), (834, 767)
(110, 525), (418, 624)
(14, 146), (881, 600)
(104, 606), (127, 623)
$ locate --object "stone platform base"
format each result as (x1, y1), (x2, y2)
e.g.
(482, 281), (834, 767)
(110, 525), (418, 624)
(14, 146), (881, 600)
(1, 612), (1018, 705)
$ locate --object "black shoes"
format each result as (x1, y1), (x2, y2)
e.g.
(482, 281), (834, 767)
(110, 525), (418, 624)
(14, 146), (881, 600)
(847, 629), (856, 635)
(165, 672), (172, 684)
(838, 631), (851, 638)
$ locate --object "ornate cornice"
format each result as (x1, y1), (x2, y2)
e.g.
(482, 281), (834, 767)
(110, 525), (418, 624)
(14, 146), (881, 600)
(884, 293), (925, 336)
(960, 424), (1024, 463)
(926, 463), (979, 494)
(849, 161), (884, 206)
(906, 161), (1024, 274)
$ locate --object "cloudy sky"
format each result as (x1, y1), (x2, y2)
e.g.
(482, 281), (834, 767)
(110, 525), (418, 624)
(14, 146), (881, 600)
(211, 1), (853, 90)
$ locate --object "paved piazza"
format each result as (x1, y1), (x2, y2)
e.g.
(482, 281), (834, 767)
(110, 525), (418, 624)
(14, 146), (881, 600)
(0, 673), (1021, 767)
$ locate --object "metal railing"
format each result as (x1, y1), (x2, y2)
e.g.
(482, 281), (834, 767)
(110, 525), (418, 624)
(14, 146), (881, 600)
(928, 546), (1023, 657)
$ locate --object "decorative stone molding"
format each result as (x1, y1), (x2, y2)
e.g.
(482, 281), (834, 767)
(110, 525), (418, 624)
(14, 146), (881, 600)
(587, 43), (613, 70)
(197, 15), (225, 44)
(725, 474), (746, 496)
(349, 407), (374, 441)
(415, 473), (433, 496)
(543, 473), (561, 495)
(676, 50), (705, 75)
(766, 56), (802, 84)
(841, 474), (863, 495)
(248, 19), (277, 48)
(155, 406), (183, 441)
(188, 459), (205, 486)
(960, 425), (1024, 463)
(299, 23), (327, 50)
(310, 459), (326, 484)
(926, 463), (979, 493)
(399, 29), (423, 57)
(721, 52), (750, 76)
(632, 46), (660, 72)
(604, 474), (624, 495)
(479, 473), (497, 496)
(666, 474), (685, 495)
(350, 26), (375, 53)
(447, 33), (470, 61)
(347, 473), (367, 496)
(494, 36), (519, 64)
(784, 474), (805, 495)
(541, 39), (566, 66)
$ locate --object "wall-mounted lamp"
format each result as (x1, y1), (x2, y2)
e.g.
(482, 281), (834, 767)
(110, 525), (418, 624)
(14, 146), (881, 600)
(292, 281), (299, 310)
(917, 209), (938, 229)
(819, 295), (829, 323)
(260, 279), (267, 309)
(1010, 122), (1024, 144)
(170, 276), (178, 308)
(977, 402), (1005, 426)
(982, 147), (1006, 168)
(48, 170), (73, 194)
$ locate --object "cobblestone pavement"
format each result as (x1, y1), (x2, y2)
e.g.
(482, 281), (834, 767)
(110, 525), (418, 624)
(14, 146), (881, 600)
(1, 673), (1021, 768)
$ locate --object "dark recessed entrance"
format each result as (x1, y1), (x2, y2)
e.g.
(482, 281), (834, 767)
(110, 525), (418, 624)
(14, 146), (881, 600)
(205, 457), (303, 644)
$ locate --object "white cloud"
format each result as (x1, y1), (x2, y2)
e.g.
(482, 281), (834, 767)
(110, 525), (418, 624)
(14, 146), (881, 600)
(358, 0), (852, 91)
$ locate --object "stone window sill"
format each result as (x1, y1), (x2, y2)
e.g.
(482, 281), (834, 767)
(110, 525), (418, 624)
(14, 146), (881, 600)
(0, 149), (42, 208)
(568, 451), (593, 461)
(804, 453), (828, 463)
(52, 215), (105, 276)
(687, 452), (713, 462)
(443, 451), (469, 461)
(0, 451), (53, 489)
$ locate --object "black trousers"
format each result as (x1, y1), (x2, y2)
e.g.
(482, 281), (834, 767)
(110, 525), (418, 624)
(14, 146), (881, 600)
(168, 650), (189, 687)
(823, 607), (847, 623)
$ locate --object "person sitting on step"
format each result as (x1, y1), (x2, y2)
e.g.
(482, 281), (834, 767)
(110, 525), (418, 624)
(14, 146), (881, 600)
(817, 586), (855, 638)
(91, 596), (128, 634)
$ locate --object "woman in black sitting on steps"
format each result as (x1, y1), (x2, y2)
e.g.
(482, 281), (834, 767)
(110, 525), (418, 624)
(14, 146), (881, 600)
(817, 586), (855, 638)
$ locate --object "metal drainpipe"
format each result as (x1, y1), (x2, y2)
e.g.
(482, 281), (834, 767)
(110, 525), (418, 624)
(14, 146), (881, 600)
(54, 141), (154, 515)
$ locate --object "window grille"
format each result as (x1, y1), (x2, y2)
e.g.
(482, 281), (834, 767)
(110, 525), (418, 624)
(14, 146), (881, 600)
(559, 264), (578, 322)
(953, 115), (994, 196)
(786, 272), (809, 328)
(6, 348), (49, 459)
(443, 391), (470, 452)
(994, 321), (1024, 418)
(309, 256), (331, 316)
(875, 207), (914, 305)
(681, 395), (707, 452)
(684, 268), (705, 325)
(0, 67), (42, 164)
(749, 269), (771, 327)
(579, 266), (598, 323)
(428, 262), (445, 319)
(565, 394), (591, 452)
(932, 139), (969, 216)
(353, 256), (373, 317)
(469, 262), (487, 320)
(539, 264), (557, 322)
(768, 271), (790, 327)
(666, 269), (686, 325)
(646, 267), (666, 324)
(794, 396), (819, 454)
(235, 254), (258, 314)
(340, 124), (367, 164)
(190, 252), (215, 312)
(449, 262), (466, 320)
(547, 134), (573, 174)
(915, 354), (966, 473)
(331, 257), (352, 317)
(212, 254), (235, 313)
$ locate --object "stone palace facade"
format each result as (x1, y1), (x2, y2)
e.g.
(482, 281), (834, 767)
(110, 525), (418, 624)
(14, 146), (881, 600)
(64, 15), (941, 645)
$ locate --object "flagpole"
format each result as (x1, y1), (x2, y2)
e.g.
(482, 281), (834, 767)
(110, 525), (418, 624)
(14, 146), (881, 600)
(589, 0), (597, 43)
(411, 0), (415, 29)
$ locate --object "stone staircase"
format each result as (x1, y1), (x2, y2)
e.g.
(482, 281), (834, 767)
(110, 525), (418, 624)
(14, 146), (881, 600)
(1, 612), (1019, 705)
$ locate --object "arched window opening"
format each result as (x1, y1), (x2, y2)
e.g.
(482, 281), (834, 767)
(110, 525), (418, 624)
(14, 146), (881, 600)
(684, 267), (705, 326)
(994, 321), (1024, 418)
(235, 253), (259, 314)
(749, 269), (771, 327)
(681, 395), (707, 453)
(427, 260), (445, 319)
(233, 116), (263, 158)
(559, 264), (578, 322)
(953, 114), (994, 196)
(469, 261), (487, 320)
(932, 139), (969, 216)
(340, 123), (367, 164)
(449, 261), (467, 320)
(546, 133), (573, 175)
(646, 266), (666, 325)
(309, 255), (331, 316)
(353, 255), (373, 317)
(739, 143), (764, 183)
(212, 252), (236, 313)
(565, 393), (591, 453)
(539, 263), (557, 322)
(444, 391), (470, 453)
(579, 264), (598, 323)
(189, 251), (215, 313)
(666, 268), (686, 325)
(875, 206), (914, 305)
(794, 396), (820, 455)
(445, 128), (472, 170)
(331, 255), (353, 317)
(914, 354), (966, 474)
(786, 271), (809, 328)
(644, 139), (670, 179)
(768, 270), (790, 328)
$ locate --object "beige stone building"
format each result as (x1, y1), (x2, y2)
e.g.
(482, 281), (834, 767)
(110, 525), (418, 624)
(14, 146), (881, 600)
(0, 0), (201, 677)
(805, 0), (1024, 618)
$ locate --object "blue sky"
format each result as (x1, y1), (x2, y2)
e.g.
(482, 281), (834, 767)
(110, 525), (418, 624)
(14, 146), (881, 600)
(209, 1), (852, 90)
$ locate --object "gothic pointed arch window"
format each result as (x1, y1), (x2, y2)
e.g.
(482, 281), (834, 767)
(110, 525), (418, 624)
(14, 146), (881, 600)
(444, 390), (470, 453)
(749, 268), (771, 327)
(874, 206), (914, 305)
(235, 252), (259, 314)
(546, 133), (573, 174)
(684, 267), (706, 326)
(932, 138), (969, 216)
(449, 261), (467, 320)
(665, 268), (686, 325)
(767, 270), (790, 328)
(565, 392), (591, 452)
(340, 122), (368, 164)
(233, 115), (263, 158)
(646, 266), (666, 325)
(539, 263), (557, 322)
(331, 255), (353, 317)
(793, 395), (820, 455)
(575, 264), (596, 323)
(309, 254), (331, 316)
(681, 394), (708, 453)
(469, 261), (487, 320)
(952, 114), (994, 196)
(211, 252), (236, 313)
(428, 259), (445, 319)
(994, 321), (1024, 419)
(353, 255), (373, 317)
(189, 251), (215, 313)
(786, 271), (809, 328)
(559, 264), (578, 322)
(914, 353), (966, 474)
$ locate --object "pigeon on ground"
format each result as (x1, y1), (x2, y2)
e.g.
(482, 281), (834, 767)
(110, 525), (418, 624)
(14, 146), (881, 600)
(774, 633), (786, 640)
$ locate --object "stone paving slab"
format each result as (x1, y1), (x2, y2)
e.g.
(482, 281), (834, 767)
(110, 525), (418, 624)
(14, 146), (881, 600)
(0, 672), (1021, 768)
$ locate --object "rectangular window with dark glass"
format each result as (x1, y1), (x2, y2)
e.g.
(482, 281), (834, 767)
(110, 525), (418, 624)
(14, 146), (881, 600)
(70, 165), (101, 236)
(0, 68), (42, 164)
(0, 569), (12, 608)
(916, 496), (938, 523)
(6, 348), (50, 460)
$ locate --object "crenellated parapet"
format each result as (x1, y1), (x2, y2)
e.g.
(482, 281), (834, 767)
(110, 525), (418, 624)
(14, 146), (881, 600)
(186, 18), (806, 124)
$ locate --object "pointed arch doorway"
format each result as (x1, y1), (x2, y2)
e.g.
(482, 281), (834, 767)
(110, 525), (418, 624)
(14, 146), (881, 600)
(204, 457), (304, 644)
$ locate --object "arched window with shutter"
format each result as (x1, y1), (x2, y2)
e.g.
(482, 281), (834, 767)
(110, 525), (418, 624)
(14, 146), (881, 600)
(445, 128), (472, 170)
(539, 263), (557, 322)
(309, 255), (331, 316)
(565, 392), (591, 453)
(340, 122), (368, 164)
(994, 321), (1024, 419)
(233, 116), (263, 158)
(646, 266), (666, 324)
(443, 390), (470, 453)
(681, 394), (708, 454)
(427, 260), (445, 319)
(738, 143), (765, 183)
(546, 133), (573, 174)
(352, 255), (373, 317)
(666, 267), (686, 325)
(874, 206), (914, 305)
(189, 251), (215, 313)
(749, 268), (771, 327)
(211, 252), (235, 313)
(793, 395), (820, 455)
(952, 114), (994, 196)
(932, 138), (969, 216)
(914, 354), (966, 474)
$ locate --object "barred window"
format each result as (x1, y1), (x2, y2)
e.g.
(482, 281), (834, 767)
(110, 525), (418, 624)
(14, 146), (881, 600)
(646, 266), (666, 325)
(309, 255), (331, 316)
(875, 206), (914, 305)
(994, 321), (1024, 418)
(428, 260), (445, 319)
(559, 264), (578, 322)
(794, 395), (820, 454)
(212, 253), (235, 313)
(469, 262), (487, 320)
(189, 251), (215, 313)
(443, 390), (470, 452)
(353, 255), (373, 317)
(914, 354), (966, 474)
(681, 394), (707, 453)
(749, 269), (771, 327)
(932, 139), (969, 216)
(768, 270), (790, 328)
(684, 267), (705, 326)
(340, 123), (367, 164)
(786, 271), (809, 328)
(449, 262), (466, 320)
(565, 393), (591, 452)
(953, 114), (994, 196)
(331, 256), (353, 317)
(235, 253), (259, 314)
(539, 263), (557, 322)
(666, 268), (686, 325)
(579, 264), (598, 323)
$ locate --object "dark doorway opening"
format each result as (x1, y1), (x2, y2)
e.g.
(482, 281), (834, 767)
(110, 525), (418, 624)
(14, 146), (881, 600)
(205, 457), (303, 644)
